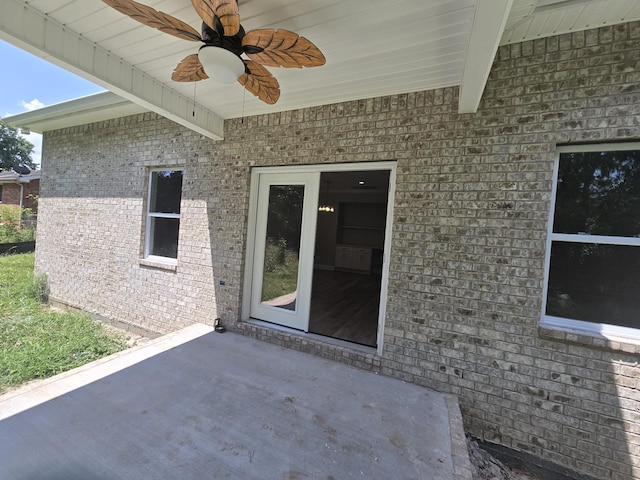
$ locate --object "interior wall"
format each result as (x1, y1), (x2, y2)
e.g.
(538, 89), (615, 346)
(314, 209), (338, 268)
(314, 174), (389, 268)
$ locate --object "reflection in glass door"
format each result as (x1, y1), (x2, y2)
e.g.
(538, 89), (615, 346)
(260, 185), (304, 312)
(250, 173), (319, 330)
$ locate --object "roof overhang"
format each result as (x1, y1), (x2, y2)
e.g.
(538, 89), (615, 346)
(4, 92), (147, 134)
(0, 0), (224, 140)
(0, 170), (40, 184)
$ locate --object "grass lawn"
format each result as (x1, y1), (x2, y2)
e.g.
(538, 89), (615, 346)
(0, 253), (127, 394)
(261, 244), (300, 302)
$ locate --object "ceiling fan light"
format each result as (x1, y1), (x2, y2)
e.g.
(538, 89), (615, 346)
(198, 46), (245, 84)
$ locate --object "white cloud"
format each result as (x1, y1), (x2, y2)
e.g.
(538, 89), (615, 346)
(10, 99), (45, 167)
(21, 98), (44, 111)
(18, 131), (42, 168)
(25, 132), (42, 167)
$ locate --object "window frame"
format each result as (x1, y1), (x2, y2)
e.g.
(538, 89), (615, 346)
(144, 168), (184, 264)
(542, 142), (640, 341)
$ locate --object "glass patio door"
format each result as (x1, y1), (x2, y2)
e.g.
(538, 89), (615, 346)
(249, 172), (320, 330)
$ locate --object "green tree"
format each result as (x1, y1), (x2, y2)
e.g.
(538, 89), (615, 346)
(0, 119), (35, 171)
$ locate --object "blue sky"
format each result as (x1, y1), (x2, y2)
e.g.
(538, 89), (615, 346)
(1, 39), (104, 166)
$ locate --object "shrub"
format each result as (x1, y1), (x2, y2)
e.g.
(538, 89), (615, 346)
(0, 205), (35, 243)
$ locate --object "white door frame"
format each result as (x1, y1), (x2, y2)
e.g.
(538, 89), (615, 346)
(242, 161), (397, 355)
(249, 172), (320, 330)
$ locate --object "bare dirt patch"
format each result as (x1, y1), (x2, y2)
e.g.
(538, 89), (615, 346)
(468, 436), (541, 480)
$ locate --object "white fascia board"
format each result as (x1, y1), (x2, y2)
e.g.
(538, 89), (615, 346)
(0, 0), (224, 140)
(3, 92), (147, 133)
(458, 0), (513, 114)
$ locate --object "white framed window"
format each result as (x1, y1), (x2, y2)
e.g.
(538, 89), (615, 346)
(542, 143), (640, 340)
(144, 169), (184, 262)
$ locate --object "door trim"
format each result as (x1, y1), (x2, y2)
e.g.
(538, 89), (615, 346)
(242, 161), (397, 355)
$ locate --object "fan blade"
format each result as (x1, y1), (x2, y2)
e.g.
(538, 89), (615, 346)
(192, 0), (240, 37)
(242, 29), (326, 68)
(102, 0), (201, 42)
(238, 61), (280, 105)
(172, 54), (209, 82)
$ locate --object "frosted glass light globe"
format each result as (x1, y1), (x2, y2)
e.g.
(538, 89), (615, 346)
(198, 46), (244, 84)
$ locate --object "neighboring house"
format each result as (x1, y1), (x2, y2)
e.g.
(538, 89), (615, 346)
(0, 168), (40, 219)
(4, 2), (640, 479)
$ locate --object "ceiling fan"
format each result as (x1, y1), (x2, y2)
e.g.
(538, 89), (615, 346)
(102, 0), (326, 105)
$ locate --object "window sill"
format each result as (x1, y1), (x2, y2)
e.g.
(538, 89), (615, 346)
(139, 257), (177, 272)
(539, 322), (640, 354)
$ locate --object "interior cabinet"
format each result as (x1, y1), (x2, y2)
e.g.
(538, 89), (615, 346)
(336, 202), (386, 248)
(335, 245), (372, 272)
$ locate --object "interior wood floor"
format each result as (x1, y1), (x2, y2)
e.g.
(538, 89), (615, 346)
(308, 269), (381, 347)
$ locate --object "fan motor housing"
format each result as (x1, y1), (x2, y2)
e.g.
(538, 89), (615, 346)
(201, 22), (247, 57)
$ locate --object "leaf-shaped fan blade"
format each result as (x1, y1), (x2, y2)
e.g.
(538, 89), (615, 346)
(192, 0), (240, 37)
(172, 54), (209, 82)
(242, 29), (326, 68)
(238, 61), (280, 105)
(102, 0), (202, 42)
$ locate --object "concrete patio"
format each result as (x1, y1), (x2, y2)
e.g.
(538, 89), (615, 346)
(0, 324), (472, 479)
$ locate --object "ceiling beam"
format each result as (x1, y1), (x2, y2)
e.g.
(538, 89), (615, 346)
(0, 0), (224, 140)
(535, 0), (600, 14)
(458, 0), (513, 114)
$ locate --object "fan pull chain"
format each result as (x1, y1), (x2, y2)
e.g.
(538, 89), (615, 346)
(241, 87), (246, 124)
(192, 82), (197, 117)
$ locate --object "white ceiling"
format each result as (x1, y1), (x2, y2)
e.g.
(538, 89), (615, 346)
(2, 0), (640, 139)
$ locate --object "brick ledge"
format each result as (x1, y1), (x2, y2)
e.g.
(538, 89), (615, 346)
(538, 325), (640, 355)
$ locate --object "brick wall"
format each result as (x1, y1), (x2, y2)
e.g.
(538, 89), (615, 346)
(1, 183), (22, 206)
(37, 117), (227, 332)
(37, 22), (640, 479)
(0, 180), (39, 212)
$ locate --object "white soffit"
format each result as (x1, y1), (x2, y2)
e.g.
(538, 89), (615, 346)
(1, 0), (639, 134)
(503, 0), (640, 44)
